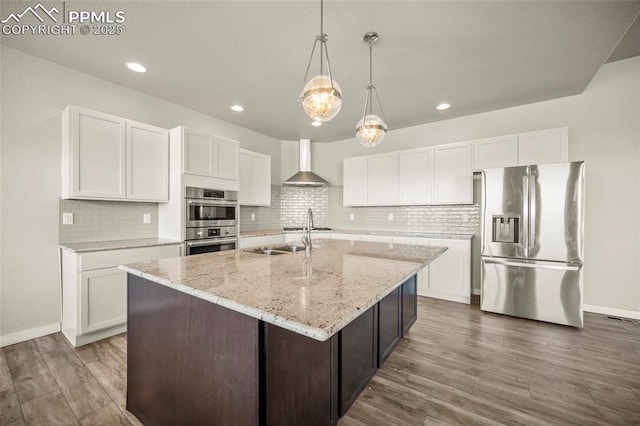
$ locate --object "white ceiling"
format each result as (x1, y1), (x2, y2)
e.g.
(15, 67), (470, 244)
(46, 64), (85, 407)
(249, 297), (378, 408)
(1, 1), (639, 142)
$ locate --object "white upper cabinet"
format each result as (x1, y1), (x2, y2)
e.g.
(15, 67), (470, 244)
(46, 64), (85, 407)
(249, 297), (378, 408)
(473, 127), (569, 170)
(182, 128), (239, 181)
(239, 149), (271, 206)
(183, 129), (214, 176)
(343, 157), (368, 206)
(398, 147), (432, 205)
(215, 137), (240, 180)
(433, 142), (473, 204)
(517, 127), (568, 166)
(367, 153), (397, 206)
(62, 105), (168, 202)
(344, 143), (472, 207)
(473, 135), (518, 170)
(127, 121), (169, 201)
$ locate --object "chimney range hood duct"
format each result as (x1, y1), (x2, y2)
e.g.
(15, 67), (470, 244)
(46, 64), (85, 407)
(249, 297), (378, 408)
(283, 139), (329, 186)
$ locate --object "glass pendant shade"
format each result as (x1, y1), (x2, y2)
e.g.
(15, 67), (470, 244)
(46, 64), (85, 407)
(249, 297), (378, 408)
(301, 75), (342, 122)
(356, 114), (387, 147)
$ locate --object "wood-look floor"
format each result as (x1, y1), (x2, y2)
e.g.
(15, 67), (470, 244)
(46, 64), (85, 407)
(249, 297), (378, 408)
(2, 297), (639, 425)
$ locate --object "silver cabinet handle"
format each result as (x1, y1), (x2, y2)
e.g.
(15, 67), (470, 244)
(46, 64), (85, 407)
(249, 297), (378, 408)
(484, 257), (580, 271)
(186, 238), (238, 247)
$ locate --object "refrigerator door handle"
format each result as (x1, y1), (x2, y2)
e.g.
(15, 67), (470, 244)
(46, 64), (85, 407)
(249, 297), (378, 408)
(484, 257), (581, 271)
(522, 174), (529, 258)
(529, 170), (537, 255)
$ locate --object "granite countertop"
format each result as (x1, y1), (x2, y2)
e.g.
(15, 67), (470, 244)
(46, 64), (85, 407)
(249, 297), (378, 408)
(120, 238), (446, 341)
(240, 228), (473, 240)
(331, 229), (475, 240)
(239, 229), (285, 237)
(60, 238), (183, 253)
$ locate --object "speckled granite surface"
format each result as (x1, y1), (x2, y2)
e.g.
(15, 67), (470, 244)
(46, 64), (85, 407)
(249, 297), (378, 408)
(60, 238), (183, 253)
(121, 239), (446, 341)
(330, 229), (474, 240)
(239, 228), (473, 240)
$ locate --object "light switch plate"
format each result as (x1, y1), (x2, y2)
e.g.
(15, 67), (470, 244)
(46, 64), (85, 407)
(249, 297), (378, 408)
(143, 213), (151, 224)
(349, 213), (355, 221)
(251, 213), (256, 221)
(62, 213), (73, 225)
(388, 213), (394, 221)
(462, 213), (469, 223)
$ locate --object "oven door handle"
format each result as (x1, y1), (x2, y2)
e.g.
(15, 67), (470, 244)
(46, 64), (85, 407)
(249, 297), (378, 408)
(186, 199), (238, 206)
(186, 238), (238, 247)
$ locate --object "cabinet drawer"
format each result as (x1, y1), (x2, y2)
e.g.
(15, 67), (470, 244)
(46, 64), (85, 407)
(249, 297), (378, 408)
(78, 244), (182, 271)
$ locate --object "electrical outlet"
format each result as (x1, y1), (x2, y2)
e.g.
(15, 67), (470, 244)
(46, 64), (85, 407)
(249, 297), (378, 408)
(462, 213), (469, 223)
(62, 213), (73, 225)
(349, 213), (355, 221)
(251, 213), (256, 221)
(143, 213), (151, 224)
(388, 213), (394, 221)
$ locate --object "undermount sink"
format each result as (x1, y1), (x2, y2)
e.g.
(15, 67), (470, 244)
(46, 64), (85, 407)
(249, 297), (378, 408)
(246, 248), (288, 256)
(272, 245), (306, 253)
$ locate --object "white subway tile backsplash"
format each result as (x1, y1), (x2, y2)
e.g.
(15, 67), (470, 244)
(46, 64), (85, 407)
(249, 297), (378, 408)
(59, 199), (158, 243)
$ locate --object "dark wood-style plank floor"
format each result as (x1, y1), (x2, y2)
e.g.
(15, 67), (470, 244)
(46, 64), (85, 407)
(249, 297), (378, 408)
(2, 297), (639, 425)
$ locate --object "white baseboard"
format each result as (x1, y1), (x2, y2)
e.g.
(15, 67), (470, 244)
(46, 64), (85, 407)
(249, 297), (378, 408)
(0, 323), (61, 348)
(583, 304), (640, 320)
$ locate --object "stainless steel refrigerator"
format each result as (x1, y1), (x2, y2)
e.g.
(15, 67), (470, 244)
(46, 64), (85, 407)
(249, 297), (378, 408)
(480, 161), (585, 327)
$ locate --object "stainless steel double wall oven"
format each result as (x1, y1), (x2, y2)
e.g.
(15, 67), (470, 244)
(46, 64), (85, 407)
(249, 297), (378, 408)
(184, 186), (238, 255)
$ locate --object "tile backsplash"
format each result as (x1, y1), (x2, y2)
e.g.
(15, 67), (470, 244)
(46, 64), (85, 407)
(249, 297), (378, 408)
(62, 185), (479, 241)
(280, 185), (329, 228)
(328, 186), (480, 235)
(59, 199), (158, 243)
(239, 185), (282, 231)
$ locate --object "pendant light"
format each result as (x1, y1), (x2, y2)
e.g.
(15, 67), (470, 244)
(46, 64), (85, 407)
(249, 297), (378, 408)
(356, 32), (388, 147)
(298, 0), (342, 123)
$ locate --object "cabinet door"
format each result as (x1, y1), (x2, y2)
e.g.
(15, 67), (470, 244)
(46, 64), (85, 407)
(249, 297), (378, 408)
(367, 153), (397, 206)
(238, 149), (252, 205)
(251, 153), (271, 206)
(427, 239), (471, 304)
(343, 157), (368, 206)
(433, 142), (472, 204)
(183, 129), (214, 176)
(518, 127), (568, 166)
(71, 107), (126, 199)
(474, 135), (518, 170)
(215, 137), (239, 180)
(377, 287), (401, 366)
(127, 121), (169, 201)
(80, 267), (127, 334)
(340, 305), (377, 415)
(398, 148), (432, 205)
(401, 276), (417, 336)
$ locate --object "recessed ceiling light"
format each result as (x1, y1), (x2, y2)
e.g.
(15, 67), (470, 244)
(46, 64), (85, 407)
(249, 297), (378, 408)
(311, 120), (322, 127)
(125, 62), (147, 73)
(436, 103), (451, 111)
(231, 105), (244, 112)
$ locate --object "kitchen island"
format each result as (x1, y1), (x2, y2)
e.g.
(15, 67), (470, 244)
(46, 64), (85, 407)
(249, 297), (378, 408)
(120, 239), (446, 425)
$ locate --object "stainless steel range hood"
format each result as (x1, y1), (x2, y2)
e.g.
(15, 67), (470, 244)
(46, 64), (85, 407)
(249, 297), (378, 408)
(283, 139), (329, 186)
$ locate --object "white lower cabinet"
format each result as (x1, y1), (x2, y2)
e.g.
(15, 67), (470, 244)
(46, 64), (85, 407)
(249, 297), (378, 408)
(426, 239), (471, 304)
(61, 244), (182, 347)
(80, 267), (127, 335)
(391, 236), (471, 304)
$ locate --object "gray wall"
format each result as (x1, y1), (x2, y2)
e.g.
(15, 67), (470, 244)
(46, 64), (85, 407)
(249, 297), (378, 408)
(0, 46), (281, 339)
(306, 56), (640, 313)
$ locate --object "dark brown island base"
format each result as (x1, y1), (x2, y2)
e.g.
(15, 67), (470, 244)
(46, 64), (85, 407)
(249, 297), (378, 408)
(121, 239), (446, 425)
